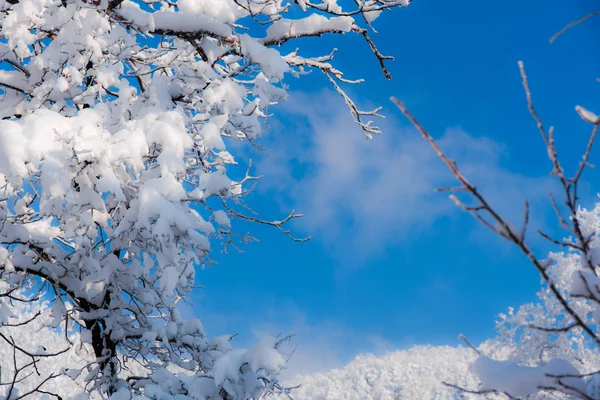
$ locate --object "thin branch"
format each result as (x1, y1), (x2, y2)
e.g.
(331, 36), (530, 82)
(550, 10), (600, 43)
(391, 96), (600, 347)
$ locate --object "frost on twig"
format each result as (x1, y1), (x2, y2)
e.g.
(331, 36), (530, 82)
(391, 58), (600, 397)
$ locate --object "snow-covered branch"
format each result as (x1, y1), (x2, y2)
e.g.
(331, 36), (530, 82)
(0, 0), (414, 398)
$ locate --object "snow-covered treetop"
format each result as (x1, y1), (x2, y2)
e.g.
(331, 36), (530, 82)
(0, 0), (413, 398)
(0, 0), (409, 135)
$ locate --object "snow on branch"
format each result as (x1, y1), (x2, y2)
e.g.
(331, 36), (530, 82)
(392, 25), (600, 396)
(0, 0), (413, 398)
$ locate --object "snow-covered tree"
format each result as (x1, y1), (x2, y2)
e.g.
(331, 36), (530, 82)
(274, 345), (479, 400)
(393, 10), (600, 399)
(0, 0), (413, 398)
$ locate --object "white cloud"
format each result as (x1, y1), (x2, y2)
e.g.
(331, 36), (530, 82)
(256, 90), (558, 263)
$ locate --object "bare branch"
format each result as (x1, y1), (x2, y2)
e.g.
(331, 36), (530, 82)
(391, 95), (600, 346)
(550, 9), (600, 43)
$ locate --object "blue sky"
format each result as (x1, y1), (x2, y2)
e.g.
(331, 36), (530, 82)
(188, 0), (600, 378)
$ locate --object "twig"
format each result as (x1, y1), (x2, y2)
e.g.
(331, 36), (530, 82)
(550, 10), (600, 43)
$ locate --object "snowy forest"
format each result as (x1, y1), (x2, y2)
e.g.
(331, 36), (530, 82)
(0, 0), (598, 398)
